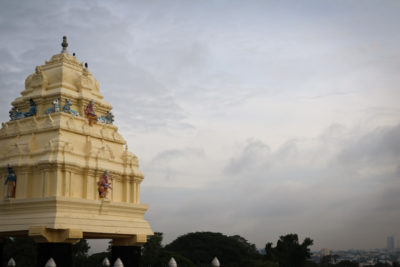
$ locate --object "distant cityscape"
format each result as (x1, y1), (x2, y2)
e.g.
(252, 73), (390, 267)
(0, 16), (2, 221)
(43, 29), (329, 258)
(312, 235), (400, 266)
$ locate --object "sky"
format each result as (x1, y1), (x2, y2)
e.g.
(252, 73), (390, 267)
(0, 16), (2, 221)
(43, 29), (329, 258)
(0, 0), (399, 252)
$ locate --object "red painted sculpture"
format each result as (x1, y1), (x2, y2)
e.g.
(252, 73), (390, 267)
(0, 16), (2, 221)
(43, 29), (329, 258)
(84, 100), (97, 126)
(97, 170), (112, 199)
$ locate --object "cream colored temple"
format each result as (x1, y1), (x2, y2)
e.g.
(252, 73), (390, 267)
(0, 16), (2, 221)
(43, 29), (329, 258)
(0, 37), (153, 247)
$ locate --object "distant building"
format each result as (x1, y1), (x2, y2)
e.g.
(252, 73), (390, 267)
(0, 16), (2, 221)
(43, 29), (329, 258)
(321, 248), (330, 257)
(387, 235), (395, 250)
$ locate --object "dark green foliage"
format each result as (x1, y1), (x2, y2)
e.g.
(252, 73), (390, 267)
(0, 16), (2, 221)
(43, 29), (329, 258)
(165, 231), (262, 267)
(335, 260), (359, 267)
(154, 250), (195, 267)
(2, 237), (36, 267)
(72, 239), (94, 267)
(79, 252), (110, 267)
(72, 239), (90, 258)
(71, 240), (110, 267)
(141, 232), (164, 266)
(2, 237), (105, 267)
(140, 232), (195, 267)
(5, 232), (374, 267)
(240, 259), (278, 267)
(264, 233), (313, 267)
(305, 260), (319, 267)
(265, 242), (275, 261)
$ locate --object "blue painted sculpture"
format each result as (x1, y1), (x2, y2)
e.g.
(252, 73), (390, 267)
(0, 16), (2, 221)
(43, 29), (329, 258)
(24, 99), (37, 117)
(62, 99), (79, 116)
(9, 106), (24, 121)
(44, 99), (60, 114)
(97, 111), (114, 124)
(4, 165), (17, 198)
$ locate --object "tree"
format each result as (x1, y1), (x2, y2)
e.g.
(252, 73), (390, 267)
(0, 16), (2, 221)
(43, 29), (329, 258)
(72, 239), (91, 267)
(265, 242), (275, 261)
(85, 252), (111, 267)
(141, 232), (164, 266)
(140, 232), (194, 267)
(165, 232), (262, 267)
(154, 250), (195, 267)
(265, 233), (313, 267)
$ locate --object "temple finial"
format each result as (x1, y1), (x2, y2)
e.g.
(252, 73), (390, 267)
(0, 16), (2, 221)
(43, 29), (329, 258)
(61, 36), (68, 53)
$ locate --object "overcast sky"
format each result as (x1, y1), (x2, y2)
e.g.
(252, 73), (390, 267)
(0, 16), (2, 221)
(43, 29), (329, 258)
(0, 0), (399, 252)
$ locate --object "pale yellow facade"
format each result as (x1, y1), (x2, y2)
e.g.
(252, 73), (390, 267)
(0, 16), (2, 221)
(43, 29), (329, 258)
(0, 43), (152, 244)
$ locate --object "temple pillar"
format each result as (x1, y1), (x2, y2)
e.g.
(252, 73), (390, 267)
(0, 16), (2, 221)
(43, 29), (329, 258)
(111, 235), (146, 267)
(28, 226), (82, 267)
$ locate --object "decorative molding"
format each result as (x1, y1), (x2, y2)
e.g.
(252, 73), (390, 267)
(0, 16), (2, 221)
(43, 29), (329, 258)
(28, 226), (82, 244)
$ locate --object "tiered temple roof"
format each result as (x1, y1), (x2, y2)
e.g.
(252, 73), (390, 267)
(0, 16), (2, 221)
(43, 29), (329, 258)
(0, 37), (152, 244)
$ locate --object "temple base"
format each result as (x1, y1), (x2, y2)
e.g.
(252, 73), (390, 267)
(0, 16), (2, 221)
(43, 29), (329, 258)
(111, 246), (141, 267)
(37, 243), (72, 267)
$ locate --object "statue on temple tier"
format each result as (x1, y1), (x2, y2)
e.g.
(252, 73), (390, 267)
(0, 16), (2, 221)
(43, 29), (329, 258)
(97, 170), (112, 199)
(9, 106), (24, 121)
(97, 111), (114, 124)
(4, 165), (17, 199)
(62, 99), (79, 116)
(24, 99), (37, 117)
(44, 99), (60, 114)
(84, 100), (97, 126)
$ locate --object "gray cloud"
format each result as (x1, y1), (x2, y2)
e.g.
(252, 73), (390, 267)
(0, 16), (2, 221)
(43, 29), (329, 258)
(336, 124), (400, 168)
(224, 138), (272, 175)
(143, 122), (400, 249)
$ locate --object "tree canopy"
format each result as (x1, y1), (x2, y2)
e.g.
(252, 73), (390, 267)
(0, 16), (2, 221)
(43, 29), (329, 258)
(265, 233), (314, 267)
(165, 231), (262, 267)
(141, 232), (194, 267)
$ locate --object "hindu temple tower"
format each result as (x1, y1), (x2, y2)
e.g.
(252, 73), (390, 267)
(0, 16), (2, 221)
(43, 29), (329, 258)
(0, 37), (153, 267)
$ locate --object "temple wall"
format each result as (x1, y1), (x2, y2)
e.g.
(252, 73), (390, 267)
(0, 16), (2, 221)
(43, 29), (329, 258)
(2, 162), (141, 203)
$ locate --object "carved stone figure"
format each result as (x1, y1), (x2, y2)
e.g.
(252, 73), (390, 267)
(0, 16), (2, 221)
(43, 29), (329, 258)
(62, 99), (79, 116)
(97, 111), (114, 124)
(24, 99), (37, 117)
(35, 66), (41, 75)
(97, 170), (112, 199)
(9, 106), (24, 121)
(4, 166), (17, 198)
(44, 99), (60, 114)
(84, 100), (97, 126)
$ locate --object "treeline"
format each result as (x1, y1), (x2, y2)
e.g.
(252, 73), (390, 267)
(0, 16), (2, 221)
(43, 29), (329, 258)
(2, 232), (400, 267)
